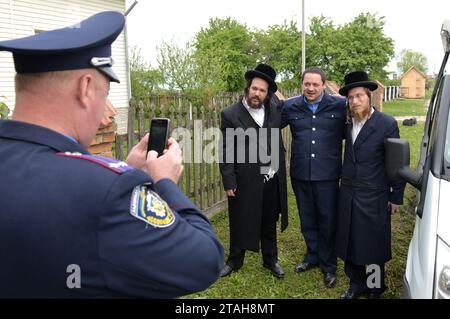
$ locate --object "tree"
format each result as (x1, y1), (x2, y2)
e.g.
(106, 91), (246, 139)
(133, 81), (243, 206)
(307, 16), (338, 79)
(129, 47), (163, 100)
(0, 96), (9, 119)
(193, 17), (257, 93)
(157, 40), (197, 93)
(308, 13), (395, 84)
(397, 49), (428, 75)
(254, 21), (303, 90)
(140, 13), (395, 94)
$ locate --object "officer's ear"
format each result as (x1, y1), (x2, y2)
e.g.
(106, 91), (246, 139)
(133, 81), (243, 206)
(77, 72), (96, 109)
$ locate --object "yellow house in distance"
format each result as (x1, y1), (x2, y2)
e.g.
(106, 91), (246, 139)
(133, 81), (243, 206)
(400, 66), (427, 99)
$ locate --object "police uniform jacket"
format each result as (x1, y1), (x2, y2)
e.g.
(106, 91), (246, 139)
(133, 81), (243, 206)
(281, 93), (347, 181)
(0, 119), (224, 298)
(335, 109), (406, 265)
(219, 99), (288, 252)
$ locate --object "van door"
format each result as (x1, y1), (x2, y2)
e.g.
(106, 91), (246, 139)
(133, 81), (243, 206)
(404, 75), (450, 298)
(434, 102), (450, 299)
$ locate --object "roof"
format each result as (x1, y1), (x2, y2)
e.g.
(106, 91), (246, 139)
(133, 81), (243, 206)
(400, 66), (427, 80)
(374, 80), (385, 89)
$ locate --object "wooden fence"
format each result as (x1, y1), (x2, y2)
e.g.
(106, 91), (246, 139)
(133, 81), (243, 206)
(114, 91), (296, 218)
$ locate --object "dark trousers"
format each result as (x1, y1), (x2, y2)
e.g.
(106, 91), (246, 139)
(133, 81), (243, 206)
(227, 176), (279, 269)
(291, 179), (339, 274)
(344, 261), (386, 293)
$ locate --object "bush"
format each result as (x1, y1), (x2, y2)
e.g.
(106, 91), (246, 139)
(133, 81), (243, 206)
(0, 97), (9, 119)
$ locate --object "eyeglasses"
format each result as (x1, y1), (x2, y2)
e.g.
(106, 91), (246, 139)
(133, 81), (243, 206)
(347, 93), (367, 102)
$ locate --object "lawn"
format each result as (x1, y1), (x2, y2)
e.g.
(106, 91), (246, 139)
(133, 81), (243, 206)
(187, 121), (424, 299)
(383, 98), (429, 117)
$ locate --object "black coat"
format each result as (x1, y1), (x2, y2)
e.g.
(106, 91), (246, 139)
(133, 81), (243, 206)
(219, 99), (288, 252)
(335, 109), (406, 264)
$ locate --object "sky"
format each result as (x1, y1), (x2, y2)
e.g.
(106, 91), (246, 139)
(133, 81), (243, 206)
(125, 0), (450, 75)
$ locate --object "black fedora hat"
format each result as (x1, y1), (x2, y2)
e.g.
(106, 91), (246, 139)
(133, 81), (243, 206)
(339, 71), (378, 97)
(245, 63), (277, 93)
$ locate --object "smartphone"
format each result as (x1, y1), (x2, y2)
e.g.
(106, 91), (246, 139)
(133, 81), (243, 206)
(147, 118), (170, 157)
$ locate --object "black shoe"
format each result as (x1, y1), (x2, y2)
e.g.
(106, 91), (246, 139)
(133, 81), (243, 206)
(295, 261), (317, 273)
(340, 287), (369, 299)
(324, 273), (337, 288)
(220, 264), (236, 277)
(263, 262), (285, 278)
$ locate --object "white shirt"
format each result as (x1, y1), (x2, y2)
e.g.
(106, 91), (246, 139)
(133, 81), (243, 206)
(242, 98), (265, 127)
(352, 107), (375, 144)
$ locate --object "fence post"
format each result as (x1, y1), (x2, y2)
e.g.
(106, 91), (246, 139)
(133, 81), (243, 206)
(205, 108), (212, 209)
(148, 98), (156, 130)
(185, 103), (192, 199)
(138, 100), (145, 140)
(115, 134), (124, 161)
(212, 106), (219, 204)
(127, 99), (135, 155)
(199, 107), (205, 210)
(192, 107), (200, 208)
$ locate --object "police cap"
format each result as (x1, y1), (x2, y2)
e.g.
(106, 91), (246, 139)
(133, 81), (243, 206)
(0, 11), (125, 83)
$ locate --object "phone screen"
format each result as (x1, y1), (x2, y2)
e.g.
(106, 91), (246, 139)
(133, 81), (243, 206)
(147, 118), (169, 156)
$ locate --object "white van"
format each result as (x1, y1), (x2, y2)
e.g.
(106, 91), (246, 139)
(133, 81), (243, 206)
(386, 20), (450, 299)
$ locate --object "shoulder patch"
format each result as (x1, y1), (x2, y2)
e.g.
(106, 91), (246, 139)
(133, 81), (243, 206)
(130, 185), (176, 228)
(56, 152), (134, 174)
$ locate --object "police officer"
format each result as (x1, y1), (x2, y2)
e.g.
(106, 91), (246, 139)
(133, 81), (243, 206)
(281, 67), (346, 289)
(0, 11), (224, 298)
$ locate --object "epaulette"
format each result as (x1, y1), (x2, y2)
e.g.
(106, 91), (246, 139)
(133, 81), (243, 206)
(56, 152), (134, 174)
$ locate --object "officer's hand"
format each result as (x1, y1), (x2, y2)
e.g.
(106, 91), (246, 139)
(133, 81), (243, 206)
(146, 137), (183, 183)
(125, 133), (149, 170)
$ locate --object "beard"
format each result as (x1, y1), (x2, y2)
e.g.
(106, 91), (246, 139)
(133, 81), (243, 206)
(246, 95), (264, 109)
(351, 105), (372, 122)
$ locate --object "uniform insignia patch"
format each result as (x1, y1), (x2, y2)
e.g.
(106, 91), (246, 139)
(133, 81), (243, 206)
(56, 152), (134, 174)
(130, 185), (175, 228)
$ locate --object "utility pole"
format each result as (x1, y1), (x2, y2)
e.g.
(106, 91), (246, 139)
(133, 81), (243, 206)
(302, 0), (306, 73)
(124, 1), (139, 102)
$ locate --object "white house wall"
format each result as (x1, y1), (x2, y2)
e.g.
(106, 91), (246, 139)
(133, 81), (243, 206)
(0, 0), (130, 134)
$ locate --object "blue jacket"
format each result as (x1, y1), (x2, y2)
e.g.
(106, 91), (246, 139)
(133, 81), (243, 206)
(0, 119), (224, 298)
(281, 93), (347, 181)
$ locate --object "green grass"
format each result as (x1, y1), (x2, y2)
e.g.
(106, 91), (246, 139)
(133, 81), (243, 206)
(383, 98), (429, 117)
(186, 122), (424, 299)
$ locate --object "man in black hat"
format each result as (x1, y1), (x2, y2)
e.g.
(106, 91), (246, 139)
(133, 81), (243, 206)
(336, 71), (406, 299)
(219, 64), (288, 278)
(0, 11), (223, 298)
